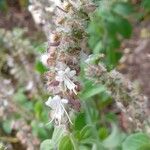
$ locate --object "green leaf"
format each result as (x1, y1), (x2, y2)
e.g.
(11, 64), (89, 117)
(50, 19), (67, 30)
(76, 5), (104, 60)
(103, 124), (125, 149)
(52, 126), (65, 145)
(113, 2), (133, 17)
(79, 80), (106, 100)
(88, 16), (103, 35)
(79, 125), (93, 140)
(40, 127), (66, 150)
(74, 113), (86, 131)
(88, 14), (104, 49)
(106, 48), (122, 69)
(86, 103), (99, 123)
(115, 16), (132, 38)
(79, 145), (91, 150)
(34, 101), (43, 119)
(13, 89), (27, 104)
(138, 144), (150, 150)
(31, 121), (49, 140)
(88, 36), (100, 50)
(141, 0), (150, 12)
(59, 135), (74, 150)
(40, 139), (55, 150)
(23, 102), (33, 111)
(104, 13), (132, 38)
(107, 37), (121, 49)
(36, 43), (46, 53)
(105, 112), (117, 122)
(122, 133), (150, 150)
(2, 120), (12, 134)
(103, 14), (118, 36)
(35, 60), (48, 74)
(98, 127), (108, 140)
(93, 42), (104, 54)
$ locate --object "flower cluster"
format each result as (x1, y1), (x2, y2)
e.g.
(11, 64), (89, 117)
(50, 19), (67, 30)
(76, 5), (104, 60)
(29, 0), (95, 126)
(84, 55), (149, 132)
(29, 0), (150, 132)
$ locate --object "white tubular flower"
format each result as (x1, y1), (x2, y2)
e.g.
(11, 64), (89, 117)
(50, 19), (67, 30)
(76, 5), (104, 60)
(45, 95), (72, 125)
(55, 67), (77, 94)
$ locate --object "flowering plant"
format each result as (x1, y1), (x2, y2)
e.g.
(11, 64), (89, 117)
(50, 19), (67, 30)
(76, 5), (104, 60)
(28, 0), (150, 149)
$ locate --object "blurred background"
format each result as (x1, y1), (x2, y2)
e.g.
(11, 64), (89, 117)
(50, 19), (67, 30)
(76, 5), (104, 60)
(0, 0), (53, 149)
(0, 0), (149, 149)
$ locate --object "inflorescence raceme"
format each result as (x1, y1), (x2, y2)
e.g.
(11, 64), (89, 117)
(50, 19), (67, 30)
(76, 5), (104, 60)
(29, 0), (149, 132)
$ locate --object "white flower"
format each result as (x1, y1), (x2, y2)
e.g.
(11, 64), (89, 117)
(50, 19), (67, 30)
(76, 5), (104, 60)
(45, 95), (72, 125)
(28, 5), (45, 25)
(55, 67), (77, 94)
(85, 54), (93, 64)
(40, 53), (49, 66)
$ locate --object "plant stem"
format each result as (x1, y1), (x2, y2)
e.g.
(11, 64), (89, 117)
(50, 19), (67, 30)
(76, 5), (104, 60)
(0, 136), (19, 143)
(70, 134), (79, 150)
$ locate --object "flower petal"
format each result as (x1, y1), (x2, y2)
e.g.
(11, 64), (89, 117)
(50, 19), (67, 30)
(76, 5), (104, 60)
(69, 70), (76, 78)
(45, 95), (61, 109)
(61, 99), (68, 104)
(45, 96), (52, 107)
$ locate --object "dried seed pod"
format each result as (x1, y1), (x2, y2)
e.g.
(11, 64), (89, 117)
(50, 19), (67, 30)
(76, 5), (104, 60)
(85, 64), (106, 77)
(56, 17), (66, 25)
(47, 57), (56, 66)
(63, 1), (72, 12)
(69, 98), (81, 111)
(45, 72), (55, 79)
(50, 33), (61, 43)
(47, 46), (57, 54)
(49, 80), (60, 86)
